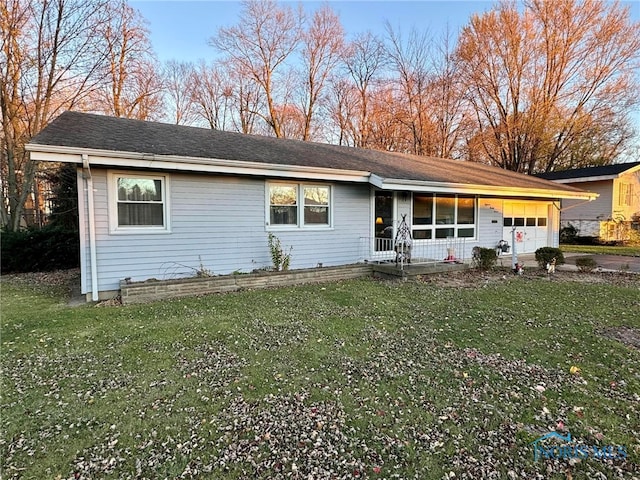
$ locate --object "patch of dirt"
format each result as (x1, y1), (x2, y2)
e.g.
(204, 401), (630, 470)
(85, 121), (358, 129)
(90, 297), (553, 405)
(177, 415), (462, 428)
(418, 269), (640, 289)
(94, 296), (122, 307)
(600, 326), (640, 350)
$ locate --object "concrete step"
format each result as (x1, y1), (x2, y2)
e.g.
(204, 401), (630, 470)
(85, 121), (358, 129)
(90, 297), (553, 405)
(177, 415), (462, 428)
(372, 261), (469, 280)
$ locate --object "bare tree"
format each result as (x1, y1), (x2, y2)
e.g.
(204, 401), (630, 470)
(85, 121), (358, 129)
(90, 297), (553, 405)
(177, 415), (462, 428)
(93, 0), (164, 120)
(298, 4), (344, 141)
(191, 61), (231, 130)
(210, 0), (303, 138)
(1, 0), (110, 231)
(326, 77), (359, 146)
(384, 23), (434, 155)
(457, 0), (640, 173)
(340, 32), (386, 148)
(163, 60), (197, 125)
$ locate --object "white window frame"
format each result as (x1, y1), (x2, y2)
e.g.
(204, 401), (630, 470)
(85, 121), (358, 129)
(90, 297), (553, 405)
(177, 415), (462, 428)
(108, 171), (171, 235)
(411, 193), (477, 240)
(266, 182), (333, 230)
(619, 183), (633, 207)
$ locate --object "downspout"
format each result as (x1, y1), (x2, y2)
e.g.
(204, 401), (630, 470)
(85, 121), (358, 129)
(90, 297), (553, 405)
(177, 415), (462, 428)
(82, 154), (99, 301)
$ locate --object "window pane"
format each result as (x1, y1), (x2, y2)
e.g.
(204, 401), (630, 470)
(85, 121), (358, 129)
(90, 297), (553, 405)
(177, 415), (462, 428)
(304, 186), (328, 206)
(413, 194), (433, 225)
(118, 203), (164, 226)
(514, 217), (525, 226)
(457, 196), (475, 224)
(118, 178), (162, 202)
(270, 185), (297, 206)
(504, 218), (513, 227)
(538, 217), (547, 227)
(270, 206), (297, 225)
(526, 217), (536, 226)
(458, 227), (475, 238)
(304, 206), (328, 224)
(435, 196), (455, 224)
(375, 191), (394, 245)
(413, 229), (432, 239)
(435, 227), (454, 238)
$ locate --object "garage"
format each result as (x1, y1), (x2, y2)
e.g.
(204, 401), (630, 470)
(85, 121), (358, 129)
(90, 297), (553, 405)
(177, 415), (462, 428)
(503, 201), (551, 253)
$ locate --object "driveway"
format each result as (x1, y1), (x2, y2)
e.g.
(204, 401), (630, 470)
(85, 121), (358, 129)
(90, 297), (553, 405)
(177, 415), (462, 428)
(565, 254), (640, 273)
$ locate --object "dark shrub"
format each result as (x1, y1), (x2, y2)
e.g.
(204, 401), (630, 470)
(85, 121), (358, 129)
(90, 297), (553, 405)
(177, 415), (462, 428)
(1, 226), (79, 273)
(534, 247), (565, 269)
(575, 257), (597, 272)
(559, 224), (578, 244)
(472, 246), (497, 270)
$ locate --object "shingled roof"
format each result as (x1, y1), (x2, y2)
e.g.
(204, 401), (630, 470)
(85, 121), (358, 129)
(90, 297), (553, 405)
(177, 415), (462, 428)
(536, 162), (640, 182)
(28, 111), (590, 198)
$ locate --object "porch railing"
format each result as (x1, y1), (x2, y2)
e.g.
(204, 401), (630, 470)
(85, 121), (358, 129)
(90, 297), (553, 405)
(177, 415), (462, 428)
(359, 236), (468, 266)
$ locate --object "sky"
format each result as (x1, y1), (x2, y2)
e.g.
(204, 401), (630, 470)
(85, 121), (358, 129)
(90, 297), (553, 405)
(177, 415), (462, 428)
(131, 0), (640, 150)
(131, 0), (640, 64)
(131, 0), (497, 63)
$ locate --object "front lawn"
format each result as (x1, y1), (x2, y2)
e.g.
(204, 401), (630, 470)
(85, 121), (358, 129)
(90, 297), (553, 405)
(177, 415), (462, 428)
(1, 271), (639, 479)
(561, 244), (640, 257)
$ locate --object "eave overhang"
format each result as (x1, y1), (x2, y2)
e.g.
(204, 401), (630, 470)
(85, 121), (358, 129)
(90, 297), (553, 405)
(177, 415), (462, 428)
(26, 145), (372, 183)
(26, 144), (598, 201)
(370, 175), (598, 201)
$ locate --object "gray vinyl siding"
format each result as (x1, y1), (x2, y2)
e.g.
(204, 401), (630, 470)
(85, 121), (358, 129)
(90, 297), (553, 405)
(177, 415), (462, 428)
(81, 169), (371, 294)
(561, 181), (612, 222)
(477, 198), (504, 250)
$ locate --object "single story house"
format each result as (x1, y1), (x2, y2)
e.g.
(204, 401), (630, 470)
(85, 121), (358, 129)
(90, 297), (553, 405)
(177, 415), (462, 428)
(537, 162), (640, 242)
(27, 112), (596, 300)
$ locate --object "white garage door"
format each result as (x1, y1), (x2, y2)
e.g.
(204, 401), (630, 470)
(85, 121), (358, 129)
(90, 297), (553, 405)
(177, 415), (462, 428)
(503, 202), (549, 253)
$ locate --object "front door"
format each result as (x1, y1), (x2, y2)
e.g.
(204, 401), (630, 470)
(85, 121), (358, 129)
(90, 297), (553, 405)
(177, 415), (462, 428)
(374, 191), (394, 252)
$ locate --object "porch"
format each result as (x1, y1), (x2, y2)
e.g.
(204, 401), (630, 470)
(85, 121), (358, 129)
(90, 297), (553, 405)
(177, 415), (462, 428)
(371, 261), (469, 279)
(360, 236), (470, 279)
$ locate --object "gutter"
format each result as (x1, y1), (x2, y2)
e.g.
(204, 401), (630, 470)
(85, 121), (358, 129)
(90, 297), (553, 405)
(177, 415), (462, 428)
(372, 177), (599, 201)
(27, 144), (598, 201)
(82, 154), (99, 301)
(26, 145), (372, 184)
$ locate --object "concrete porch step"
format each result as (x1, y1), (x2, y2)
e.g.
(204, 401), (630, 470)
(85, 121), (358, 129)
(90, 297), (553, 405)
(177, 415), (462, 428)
(372, 261), (469, 279)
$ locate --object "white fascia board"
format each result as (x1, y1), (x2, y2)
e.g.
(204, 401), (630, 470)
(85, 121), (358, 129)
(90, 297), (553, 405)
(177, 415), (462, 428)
(26, 145), (371, 183)
(551, 175), (617, 184)
(374, 178), (598, 200)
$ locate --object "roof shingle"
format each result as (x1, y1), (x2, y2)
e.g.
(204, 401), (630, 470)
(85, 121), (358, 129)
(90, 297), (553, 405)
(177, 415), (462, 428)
(536, 162), (640, 181)
(30, 111), (584, 194)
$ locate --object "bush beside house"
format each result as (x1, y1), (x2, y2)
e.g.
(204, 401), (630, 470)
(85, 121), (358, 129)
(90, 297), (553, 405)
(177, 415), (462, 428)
(1, 226), (79, 273)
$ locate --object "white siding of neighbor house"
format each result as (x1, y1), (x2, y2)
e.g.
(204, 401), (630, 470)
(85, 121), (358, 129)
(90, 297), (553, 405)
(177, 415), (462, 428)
(558, 176), (640, 237)
(561, 180), (613, 226)
(77, 169), (371, 294)
(613, 171), (640, 221)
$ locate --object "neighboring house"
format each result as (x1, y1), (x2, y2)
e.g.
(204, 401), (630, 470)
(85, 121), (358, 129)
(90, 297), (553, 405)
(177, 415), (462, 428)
(537, 162), (640, 242)
(27, 112), (595, 300)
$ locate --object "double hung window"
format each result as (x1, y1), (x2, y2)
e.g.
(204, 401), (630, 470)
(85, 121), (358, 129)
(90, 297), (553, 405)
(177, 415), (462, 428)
(109, 172), (169, 233)
(268, 183), (331, 228)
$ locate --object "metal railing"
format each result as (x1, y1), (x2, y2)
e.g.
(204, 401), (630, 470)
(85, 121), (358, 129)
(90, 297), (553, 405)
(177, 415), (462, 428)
(360, 236), (468, 267)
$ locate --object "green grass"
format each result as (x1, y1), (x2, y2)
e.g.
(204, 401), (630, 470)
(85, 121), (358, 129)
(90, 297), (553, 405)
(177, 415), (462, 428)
(1, 274), (639, 479)
(561, 244), (640, 256)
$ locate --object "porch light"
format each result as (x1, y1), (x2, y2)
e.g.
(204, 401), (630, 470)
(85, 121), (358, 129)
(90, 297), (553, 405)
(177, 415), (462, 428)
(376, 216), (384, 225)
